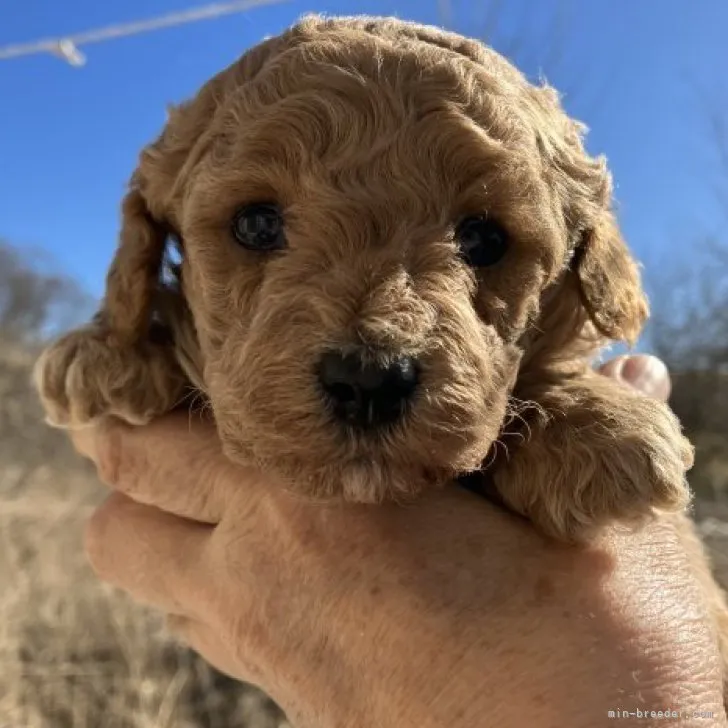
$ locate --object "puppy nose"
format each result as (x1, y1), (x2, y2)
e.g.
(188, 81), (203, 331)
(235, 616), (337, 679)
(317, 351), (419, 429)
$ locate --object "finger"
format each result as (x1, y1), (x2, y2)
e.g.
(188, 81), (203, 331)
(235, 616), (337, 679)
(166, 615), (250, 682)
(71, 413), (250, 524)
(85, 491), (213, 617)
(598, 354), (671, 402)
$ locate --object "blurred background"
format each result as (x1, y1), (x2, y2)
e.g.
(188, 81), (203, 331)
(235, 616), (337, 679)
(1, 1), (726, 725)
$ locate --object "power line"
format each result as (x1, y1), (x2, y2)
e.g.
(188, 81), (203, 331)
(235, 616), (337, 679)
(0, 0), (288, 66)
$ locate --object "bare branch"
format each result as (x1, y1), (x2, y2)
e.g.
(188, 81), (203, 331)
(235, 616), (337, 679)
(0, 240), (92, 344)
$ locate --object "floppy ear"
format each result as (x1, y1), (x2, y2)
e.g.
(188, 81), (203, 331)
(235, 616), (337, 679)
(572, 212), (649, 347)
(518, 81), (650, 348)
(97, 24), (305, 346)
(102, 181), (169, 344)
(33, 176), (188, 429)
(34, 27), (309, 429)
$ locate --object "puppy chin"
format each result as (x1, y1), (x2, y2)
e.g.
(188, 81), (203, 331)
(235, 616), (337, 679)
(217, 433), (428, 502)
(266, 455), (449, 504)
(321, 457), (462, 504)
(217, 415), (498, 504)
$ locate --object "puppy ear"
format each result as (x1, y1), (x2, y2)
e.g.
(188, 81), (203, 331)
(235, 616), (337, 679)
(522, 84), (650, 347)
(102, 181), (169, 345)
(572, 213), (648, 347)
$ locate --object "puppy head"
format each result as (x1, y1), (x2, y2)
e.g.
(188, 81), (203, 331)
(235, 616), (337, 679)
(104, 16), (648, 501)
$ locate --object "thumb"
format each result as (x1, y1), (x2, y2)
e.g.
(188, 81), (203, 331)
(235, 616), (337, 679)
(598, 354), (671, 402)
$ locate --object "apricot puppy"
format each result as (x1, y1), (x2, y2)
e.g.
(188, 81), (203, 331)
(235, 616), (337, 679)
(35, 15), (693, 543)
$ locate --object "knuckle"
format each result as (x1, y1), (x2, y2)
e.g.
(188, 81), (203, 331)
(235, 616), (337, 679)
(84, 495), (120, 577)
(95, 422), (136, 488)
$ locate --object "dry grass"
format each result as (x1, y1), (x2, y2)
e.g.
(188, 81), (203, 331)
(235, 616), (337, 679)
(0, 344), (289, 728)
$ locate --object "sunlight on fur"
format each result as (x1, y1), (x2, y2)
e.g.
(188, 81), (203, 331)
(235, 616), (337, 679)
(35, 14), (692, 542)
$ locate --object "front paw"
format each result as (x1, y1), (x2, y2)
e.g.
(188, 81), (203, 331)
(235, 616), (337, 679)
(583, 394), (693, 528)
(33, 326), (188, 429)
(494, 383), (694, 543)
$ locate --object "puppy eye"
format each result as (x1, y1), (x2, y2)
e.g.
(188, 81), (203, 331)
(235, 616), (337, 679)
(454, 215), (509, 268)
(231, 203), (286, 251)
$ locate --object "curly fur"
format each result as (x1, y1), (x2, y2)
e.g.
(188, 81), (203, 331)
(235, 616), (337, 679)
(35, 12), (692, 533)
(34, 12), (728, 698)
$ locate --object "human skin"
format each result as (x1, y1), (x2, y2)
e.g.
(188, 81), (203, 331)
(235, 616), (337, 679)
(73, 354), (726, 728)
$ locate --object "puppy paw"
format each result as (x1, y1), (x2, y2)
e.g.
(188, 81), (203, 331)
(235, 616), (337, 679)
(494, 373), (693, 543)
(34, 325), (189, 429)
(574, 394), (693, 531)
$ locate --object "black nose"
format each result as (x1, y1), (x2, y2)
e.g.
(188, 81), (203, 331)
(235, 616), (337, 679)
(317, 351), (419, 429)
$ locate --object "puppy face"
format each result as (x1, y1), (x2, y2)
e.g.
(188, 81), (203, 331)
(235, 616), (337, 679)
(116, 17), (648, 501)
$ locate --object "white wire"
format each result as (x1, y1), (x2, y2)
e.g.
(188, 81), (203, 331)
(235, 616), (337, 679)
(0, 0), (288, 61)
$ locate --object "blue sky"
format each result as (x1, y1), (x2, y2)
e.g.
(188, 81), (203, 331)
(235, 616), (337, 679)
(1, 0), (727, 308)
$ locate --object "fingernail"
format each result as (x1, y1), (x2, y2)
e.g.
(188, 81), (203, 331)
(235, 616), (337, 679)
(619, 355), (670, 400)
(599, 355), (628, 381)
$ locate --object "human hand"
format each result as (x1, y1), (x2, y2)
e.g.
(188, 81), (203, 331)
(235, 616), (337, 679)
(73, 355), (725, 728)
(597, 352), (672, 401)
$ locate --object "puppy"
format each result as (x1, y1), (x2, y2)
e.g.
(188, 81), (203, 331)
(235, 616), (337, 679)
(36, 15), (692, 542)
